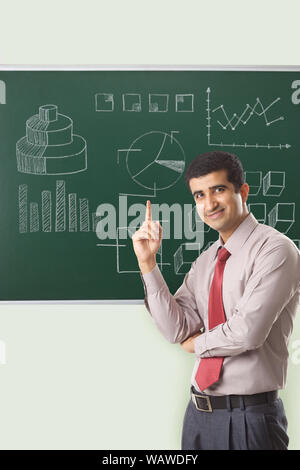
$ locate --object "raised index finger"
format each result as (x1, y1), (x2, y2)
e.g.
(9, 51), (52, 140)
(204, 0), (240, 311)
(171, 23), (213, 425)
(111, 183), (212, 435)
(145, 200), (152, 222)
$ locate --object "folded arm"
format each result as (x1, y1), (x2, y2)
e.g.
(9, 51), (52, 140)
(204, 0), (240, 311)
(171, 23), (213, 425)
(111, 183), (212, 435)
(193, 240), (300, 358)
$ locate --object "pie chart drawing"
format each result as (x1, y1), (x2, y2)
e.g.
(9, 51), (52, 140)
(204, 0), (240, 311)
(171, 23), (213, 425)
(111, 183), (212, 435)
(126, 131), (186, 191)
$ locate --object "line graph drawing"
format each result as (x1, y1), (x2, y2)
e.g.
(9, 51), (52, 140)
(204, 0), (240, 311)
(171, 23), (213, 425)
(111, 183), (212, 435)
(206, 87), (291, 150)
(213, 97), (283, 130)
(125, 131), (186, 191)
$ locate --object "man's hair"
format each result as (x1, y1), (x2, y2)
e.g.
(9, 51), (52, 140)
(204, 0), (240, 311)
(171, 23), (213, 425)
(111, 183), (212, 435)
(184, 151), (245, 193)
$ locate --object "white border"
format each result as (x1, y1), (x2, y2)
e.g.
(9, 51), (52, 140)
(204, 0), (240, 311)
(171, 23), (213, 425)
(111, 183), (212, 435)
(1, 64), (300, 71)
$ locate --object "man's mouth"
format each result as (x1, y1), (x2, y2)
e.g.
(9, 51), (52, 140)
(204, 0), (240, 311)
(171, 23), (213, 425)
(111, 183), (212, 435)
(207, 209), (225, 219)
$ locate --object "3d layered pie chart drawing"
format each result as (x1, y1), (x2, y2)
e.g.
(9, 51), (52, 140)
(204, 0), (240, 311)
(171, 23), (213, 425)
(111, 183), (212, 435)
(16, 104), (87, 175)
(126, 131), (185, 190)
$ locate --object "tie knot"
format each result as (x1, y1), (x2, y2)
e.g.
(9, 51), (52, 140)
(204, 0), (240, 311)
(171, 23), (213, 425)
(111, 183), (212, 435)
(217, 247), (231, 263)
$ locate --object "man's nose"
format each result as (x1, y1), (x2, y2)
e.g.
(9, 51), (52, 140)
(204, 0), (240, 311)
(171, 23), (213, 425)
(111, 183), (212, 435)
(205, 194), (218, 213)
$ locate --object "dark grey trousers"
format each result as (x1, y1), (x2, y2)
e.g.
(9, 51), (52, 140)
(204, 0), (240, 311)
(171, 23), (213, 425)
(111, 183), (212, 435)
(181, 392), (289, 450)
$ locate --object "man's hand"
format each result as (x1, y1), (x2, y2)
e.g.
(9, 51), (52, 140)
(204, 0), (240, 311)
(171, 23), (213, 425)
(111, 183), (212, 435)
(132, 200), (162, 274)
(180, 333), (202, 353)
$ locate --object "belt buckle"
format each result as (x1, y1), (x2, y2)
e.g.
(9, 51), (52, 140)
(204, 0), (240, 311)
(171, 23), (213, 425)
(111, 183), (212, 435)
(192, 393), (213, 413)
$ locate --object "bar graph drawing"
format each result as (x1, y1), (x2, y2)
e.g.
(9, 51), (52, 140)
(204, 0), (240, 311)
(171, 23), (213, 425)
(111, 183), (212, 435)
(0, 80), (6, 104)
(42, 191), (52, 232)
(18, 181), (94, 234)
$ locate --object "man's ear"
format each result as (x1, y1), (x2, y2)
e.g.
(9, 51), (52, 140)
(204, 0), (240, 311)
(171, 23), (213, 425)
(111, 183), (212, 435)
(240, 183), (250, 203)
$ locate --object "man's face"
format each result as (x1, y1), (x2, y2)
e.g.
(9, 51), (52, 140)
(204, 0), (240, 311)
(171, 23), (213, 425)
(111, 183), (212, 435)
(189, 169), (249, 241)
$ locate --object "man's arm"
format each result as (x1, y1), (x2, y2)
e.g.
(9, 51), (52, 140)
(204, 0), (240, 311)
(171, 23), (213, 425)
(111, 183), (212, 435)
(132, 200), (161, 275)
(141, 261), (204, 343)
(132, 201), (204, 344)
(183, 240), (300, 357)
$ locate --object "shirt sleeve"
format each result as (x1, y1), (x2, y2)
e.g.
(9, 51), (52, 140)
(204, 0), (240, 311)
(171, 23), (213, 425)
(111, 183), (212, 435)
(141, 261), (204, 344)
(194, 240), (300, 358)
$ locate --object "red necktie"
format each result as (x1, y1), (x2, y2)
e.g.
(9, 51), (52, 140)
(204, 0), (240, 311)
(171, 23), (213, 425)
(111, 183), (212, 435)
(195, 247), (231, 391)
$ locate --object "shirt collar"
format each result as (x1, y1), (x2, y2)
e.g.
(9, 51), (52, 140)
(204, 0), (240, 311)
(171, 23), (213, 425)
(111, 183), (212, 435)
(213, 212), (259, 259)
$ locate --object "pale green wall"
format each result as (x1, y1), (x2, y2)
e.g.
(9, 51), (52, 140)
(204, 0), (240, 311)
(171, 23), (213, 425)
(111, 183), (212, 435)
(0, 0), (299, 450)
(0, 304), (299, 449)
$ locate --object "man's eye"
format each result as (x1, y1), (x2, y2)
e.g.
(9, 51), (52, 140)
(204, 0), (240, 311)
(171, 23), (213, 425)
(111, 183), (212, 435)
(216, 187), (224, 193)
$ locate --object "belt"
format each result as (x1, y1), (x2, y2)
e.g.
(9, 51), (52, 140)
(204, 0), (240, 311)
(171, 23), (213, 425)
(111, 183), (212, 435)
(191, 386), (278, 413)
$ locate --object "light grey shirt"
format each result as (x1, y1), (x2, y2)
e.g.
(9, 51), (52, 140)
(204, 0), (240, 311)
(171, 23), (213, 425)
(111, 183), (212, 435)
(141, 213), (300, 396)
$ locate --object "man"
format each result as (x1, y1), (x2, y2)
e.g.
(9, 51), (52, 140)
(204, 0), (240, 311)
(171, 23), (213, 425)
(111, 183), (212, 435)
(132, 151), (300, 450)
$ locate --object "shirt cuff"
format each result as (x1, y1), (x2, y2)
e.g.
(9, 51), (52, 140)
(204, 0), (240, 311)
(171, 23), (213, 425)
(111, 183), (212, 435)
(194, 332), (211, 358)
(140, 264), (166, 296)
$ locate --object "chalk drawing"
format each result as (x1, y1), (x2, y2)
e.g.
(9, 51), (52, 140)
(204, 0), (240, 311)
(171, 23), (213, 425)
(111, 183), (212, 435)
(16, 104), (87, 175)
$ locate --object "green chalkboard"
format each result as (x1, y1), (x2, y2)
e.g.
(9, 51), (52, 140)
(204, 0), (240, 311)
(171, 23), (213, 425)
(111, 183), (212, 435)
(0, 68), (299, 301)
